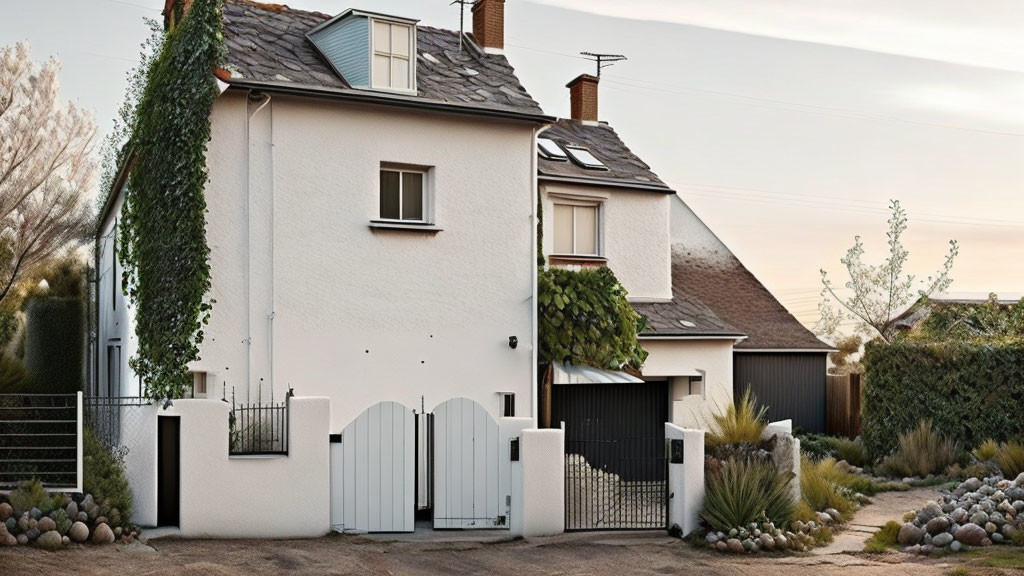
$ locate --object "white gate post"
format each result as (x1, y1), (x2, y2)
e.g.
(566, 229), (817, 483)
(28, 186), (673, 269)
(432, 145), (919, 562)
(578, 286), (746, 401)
(76, 391), (83, 493)
(666, 423), (703, 536)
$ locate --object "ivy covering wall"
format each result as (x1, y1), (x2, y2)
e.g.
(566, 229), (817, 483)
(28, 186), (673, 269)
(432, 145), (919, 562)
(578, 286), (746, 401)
(861, 339), (1024, 459)
(538, 266), (648, 370)
(117, 0), (224, 400)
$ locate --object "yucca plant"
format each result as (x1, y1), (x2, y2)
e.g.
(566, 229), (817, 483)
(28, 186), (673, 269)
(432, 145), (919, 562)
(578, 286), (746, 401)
(973, 439), (1000, 462)
(701, 458), (794, 532)
(879, 420), (957, 478)
(996, 440), (1024, 478)
(800, 457), (855, 518)
(707, 389), (767, 446)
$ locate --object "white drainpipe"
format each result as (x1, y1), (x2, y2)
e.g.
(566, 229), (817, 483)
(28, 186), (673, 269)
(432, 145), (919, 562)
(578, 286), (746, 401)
(246, 92), (271, 401)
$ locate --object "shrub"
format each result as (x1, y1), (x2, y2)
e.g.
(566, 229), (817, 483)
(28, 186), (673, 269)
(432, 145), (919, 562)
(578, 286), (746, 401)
(23, 298), (84, 393)
(707, 389), (767, 446)
(800, 457), (854, 518)
(796, 431), (838, 461)
(83, 428), (132, 529)
(8, 478), (54, 516)
(996, 440), (1024, 478)
(862, 340), (1024, 459)
(835, 438), (869, 467)
(974, 439), (1000, 462)
(49, 508), (71, 535)
(877, 420), (957, 478)
(0, 352), (28, 393)
(863, 520), (901, 553)
(815, 458), (876, 495)
(700, 458), (794, 532)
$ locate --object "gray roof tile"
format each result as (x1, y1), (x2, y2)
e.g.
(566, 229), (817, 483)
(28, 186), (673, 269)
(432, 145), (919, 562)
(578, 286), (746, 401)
(539, 120), (672, 192)
(632, 290), (744, 338)
(222, 0), (544, 117)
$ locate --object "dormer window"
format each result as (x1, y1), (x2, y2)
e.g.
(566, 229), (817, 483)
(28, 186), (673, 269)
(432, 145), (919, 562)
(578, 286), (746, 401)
(372, 20), (414, 91)
(307, 9), (418, 94)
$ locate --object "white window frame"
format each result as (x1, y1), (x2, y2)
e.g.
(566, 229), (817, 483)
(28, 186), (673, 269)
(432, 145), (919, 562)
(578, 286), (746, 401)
(369, 18), (417, 93)
(552, 201), (602, 257)
(378, 166), (432, 224)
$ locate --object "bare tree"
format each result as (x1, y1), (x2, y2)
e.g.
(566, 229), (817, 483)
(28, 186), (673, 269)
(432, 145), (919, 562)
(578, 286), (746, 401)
(818, 199), (958, 343)
(0, 42), (95, 303)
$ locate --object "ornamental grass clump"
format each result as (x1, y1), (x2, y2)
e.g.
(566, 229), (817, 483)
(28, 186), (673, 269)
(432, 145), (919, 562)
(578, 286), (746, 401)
(800, 457), (855, 519)
(834, 438), (868, 468)
(700, 457), (794, 532)
(707, 389), (767, 446)
(974, 439), (1000, 462)
(996, 440), (1024, 478)
(878, 420), (957, 478)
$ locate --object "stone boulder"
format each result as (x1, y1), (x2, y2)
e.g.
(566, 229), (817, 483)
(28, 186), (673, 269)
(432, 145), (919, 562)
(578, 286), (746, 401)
(898, 523), (925, 546)
(35, 530), (63, 551)
(91, 523), (114, 545)
(37, 516), (56, 532)
(68, 522), (89, 543)
(0, 503), (12, 522)
(925, 516), (950, 535)
(956, 523), (988, 546)
(0, 522), (16, 547)
(932, 532), (954, 547)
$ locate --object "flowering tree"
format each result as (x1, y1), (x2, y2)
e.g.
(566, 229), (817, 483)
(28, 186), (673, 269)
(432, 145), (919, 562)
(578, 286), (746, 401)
(0, 42), (95, 302)
(818, 200), (958, 343)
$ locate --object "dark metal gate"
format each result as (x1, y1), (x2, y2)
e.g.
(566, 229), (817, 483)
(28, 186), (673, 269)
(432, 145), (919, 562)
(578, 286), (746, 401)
(553, 381), (668, 531)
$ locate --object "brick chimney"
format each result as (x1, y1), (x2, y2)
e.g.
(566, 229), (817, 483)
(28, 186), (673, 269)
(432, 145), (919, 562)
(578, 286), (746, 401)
(472, 0), (505, 52)
(567, 74), (600, 123)
(162, 0), (194, 30)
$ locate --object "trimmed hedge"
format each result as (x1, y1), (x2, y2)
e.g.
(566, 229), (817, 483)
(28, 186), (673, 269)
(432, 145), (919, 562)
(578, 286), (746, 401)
(24, 298), (84, 393)
(862, 339), (1024, 459)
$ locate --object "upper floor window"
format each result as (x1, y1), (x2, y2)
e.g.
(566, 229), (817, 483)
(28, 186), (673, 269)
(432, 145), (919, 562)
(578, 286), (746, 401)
(372, 20), (414, 91)
(380, 167), (428, 222)
(553, 203), (599, 256)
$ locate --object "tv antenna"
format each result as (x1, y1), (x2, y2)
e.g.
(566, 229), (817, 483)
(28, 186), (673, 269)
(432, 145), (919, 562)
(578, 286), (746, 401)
(450, 0), (474, 52)
(580, 52), (627, 77)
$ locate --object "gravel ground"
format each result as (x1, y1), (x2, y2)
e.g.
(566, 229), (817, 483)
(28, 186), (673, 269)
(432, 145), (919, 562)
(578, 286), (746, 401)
(0, 486), (1014, 576)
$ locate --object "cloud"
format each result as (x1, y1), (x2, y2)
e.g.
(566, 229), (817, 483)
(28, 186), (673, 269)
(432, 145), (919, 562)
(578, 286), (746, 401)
(880, 82), (1024, 128)
(528, 0), (1024, 72)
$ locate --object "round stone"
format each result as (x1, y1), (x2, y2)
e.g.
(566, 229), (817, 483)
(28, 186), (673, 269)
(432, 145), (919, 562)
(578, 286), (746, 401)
(925, 516), (950, 535)
(0, 503), (12, 522)
(726, 538), (744, 553)
(956, 523), (988, 546)
(37, 517), (56, 532)
(91, 523), (114, 545)
(35, 530), (62, 551)
(932, 532), (954, 547)
(950, 541), (962, 552)
(898, 523), (925, 546)
(68, 522), (88, 543)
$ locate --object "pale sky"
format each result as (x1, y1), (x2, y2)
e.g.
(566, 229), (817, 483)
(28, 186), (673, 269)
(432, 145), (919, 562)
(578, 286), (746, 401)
(3, 0), (1023, 332)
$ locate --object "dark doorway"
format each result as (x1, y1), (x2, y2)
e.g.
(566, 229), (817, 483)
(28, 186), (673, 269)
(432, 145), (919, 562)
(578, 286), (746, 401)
(552, 381), (669, 530)
(157, 416), (180, 527)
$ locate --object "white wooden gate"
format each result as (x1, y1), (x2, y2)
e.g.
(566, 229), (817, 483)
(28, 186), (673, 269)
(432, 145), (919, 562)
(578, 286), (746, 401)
(433, 398), (507, 529)
(331, 401), (415, 533)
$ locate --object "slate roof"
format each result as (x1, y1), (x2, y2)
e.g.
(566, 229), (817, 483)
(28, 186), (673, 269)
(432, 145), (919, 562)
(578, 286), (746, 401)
(538, 120), (673, 192)
(221, 0), (545, 118)
(667, 247), (833, 351)
(631, 290), (744, 338)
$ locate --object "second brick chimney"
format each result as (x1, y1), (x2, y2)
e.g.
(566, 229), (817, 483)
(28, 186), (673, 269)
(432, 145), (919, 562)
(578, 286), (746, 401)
(472, 0), (505, 52)
(567, 74), (600, 123)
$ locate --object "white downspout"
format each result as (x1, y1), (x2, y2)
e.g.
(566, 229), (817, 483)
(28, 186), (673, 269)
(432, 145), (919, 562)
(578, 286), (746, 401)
(531, 124), (550, 424)
(246, 92), (271, 402)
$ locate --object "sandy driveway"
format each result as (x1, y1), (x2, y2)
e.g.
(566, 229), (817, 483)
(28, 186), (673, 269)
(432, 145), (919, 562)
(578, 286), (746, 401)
(0, 486), (985, 576)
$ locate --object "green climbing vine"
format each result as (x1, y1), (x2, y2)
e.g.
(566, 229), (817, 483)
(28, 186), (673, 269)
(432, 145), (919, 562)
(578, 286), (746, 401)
(538, 266), (648, 370)
(117, 0), (224, 400)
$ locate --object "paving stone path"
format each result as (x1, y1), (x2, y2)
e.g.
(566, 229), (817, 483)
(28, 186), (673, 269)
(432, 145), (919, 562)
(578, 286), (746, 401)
(813, 487), (940, 555)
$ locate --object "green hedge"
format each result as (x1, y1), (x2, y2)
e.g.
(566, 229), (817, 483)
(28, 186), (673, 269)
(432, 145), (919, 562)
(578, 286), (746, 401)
(862, 339), (1024, 459)
(23, 298), (84, 393)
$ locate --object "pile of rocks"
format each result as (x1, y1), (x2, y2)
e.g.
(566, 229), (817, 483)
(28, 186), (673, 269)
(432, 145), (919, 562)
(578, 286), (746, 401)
(705, 513), (841, 554)
(0, 493), (135, 550)
(897, 472), (1024, 554)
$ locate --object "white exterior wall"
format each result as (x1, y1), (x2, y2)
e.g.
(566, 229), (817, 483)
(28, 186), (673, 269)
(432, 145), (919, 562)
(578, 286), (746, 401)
(540, 182), (671, 300)
(96, 194), (140, 398)
(199, 92), (537, 429)
(640, 339), (734, 430)
(123, 397), (331, 537)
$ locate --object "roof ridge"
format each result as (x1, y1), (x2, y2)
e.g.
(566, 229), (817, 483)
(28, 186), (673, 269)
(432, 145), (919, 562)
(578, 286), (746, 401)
(226, 0), (331, 19)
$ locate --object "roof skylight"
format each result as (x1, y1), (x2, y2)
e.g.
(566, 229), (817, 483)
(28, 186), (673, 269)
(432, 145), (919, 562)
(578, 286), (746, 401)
(564, 146), (608, 170)
(537, 138), (568, 161)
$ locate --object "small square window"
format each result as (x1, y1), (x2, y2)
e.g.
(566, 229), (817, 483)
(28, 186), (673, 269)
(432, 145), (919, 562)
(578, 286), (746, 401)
(501, 393), (515, 418)
(380, 168), (427, 222)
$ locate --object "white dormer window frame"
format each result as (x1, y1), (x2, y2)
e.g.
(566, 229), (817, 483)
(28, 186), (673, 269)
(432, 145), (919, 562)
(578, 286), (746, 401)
(370, 18), (417, 94)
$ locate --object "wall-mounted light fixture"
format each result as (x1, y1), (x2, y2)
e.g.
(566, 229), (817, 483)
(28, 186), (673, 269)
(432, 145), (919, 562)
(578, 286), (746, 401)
(508, 335), (518, 349)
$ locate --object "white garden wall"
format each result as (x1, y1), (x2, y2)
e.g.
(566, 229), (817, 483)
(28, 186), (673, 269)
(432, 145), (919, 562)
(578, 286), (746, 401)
(124, 397), (331, 538)
(665, 424), (704, 537)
